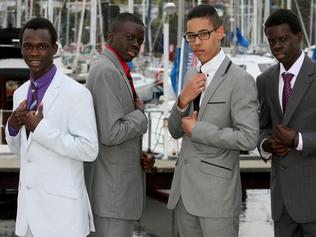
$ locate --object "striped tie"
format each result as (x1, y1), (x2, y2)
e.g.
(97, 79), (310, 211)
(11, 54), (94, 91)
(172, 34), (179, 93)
(282, 72), (294, 113)
(29, 81), (38, 111)
(26, 81), (38, 137)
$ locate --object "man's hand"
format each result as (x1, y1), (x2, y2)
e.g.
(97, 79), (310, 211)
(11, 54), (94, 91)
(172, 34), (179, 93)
(24, 103), (44, 132)
(181, 111), (198, 137)
(262, 136), (289, 157)
(273, 124), (298, 148)
(178, 73), (206, 109)
(8, 100), (27, 130)
(135, 96), (144, 112)
(140, 152), (155, 172)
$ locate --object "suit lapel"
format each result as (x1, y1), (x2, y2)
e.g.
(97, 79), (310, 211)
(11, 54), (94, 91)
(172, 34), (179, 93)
(103, 50), (134, 101)
(198, 56), (231, 119)
(41, 70), (61, 114)
(283, 56), (315, 125)
(268, 65), (283, 119)
(25, 70), (61, 147)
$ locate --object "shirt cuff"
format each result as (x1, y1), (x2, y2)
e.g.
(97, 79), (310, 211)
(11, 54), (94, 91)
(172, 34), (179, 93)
(295, 132), (303, 151)
(8, 124), (19, 137)
(259, 139), (272, 159)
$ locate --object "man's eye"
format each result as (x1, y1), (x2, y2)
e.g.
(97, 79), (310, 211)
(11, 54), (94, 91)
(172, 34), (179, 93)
(280, 37), (287, 42)
(39, 45), (48, 49)
(198, 32), (209, 37)
(187, 34), (196, 40)
(23, 45), (31, 49)
(127, 35), (134, 41)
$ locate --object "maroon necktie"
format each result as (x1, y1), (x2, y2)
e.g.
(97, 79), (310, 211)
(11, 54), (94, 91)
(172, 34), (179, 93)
(282, 72), (294, 112)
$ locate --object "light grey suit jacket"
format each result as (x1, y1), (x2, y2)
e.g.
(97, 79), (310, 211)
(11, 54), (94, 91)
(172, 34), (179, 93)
(85, 49), (148, 220)
(167, 56), (259, 218)
(257, 56), (316, 223)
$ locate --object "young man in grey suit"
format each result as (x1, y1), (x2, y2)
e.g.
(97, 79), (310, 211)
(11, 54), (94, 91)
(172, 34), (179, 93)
(257, 9), (316, 237)
(84, 13), (154, 237)
(167, 5), (259, 237)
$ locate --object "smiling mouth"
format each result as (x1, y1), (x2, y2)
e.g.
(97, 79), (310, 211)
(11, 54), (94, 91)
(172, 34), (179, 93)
(28, 60), (41, 67)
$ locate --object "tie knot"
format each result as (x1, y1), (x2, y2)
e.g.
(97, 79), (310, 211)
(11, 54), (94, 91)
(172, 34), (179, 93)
(31, 81), (38, 90)
(282, 72), (294, 83)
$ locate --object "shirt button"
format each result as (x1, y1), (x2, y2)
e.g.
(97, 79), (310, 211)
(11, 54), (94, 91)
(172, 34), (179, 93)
(26, 185), (32, 190)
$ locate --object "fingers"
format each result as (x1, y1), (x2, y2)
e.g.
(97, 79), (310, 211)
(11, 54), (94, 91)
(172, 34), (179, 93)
(191, 111), (198, 119)
(37, 103), (44, 115)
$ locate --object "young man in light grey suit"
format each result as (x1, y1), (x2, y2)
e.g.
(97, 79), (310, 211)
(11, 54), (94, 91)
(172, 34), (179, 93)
(167, 5), (259, 237)
(257, 9), (316, 237)
(6, 18), (98, 237)
(85, 13), (154, 237)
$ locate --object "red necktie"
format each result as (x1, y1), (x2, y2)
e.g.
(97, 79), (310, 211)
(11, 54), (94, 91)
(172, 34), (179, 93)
(126, 70), (137, 101)
(282, 72), (294, 112)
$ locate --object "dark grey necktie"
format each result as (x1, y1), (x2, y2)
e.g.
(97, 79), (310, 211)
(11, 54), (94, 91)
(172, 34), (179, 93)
(193, 67), (202, 112)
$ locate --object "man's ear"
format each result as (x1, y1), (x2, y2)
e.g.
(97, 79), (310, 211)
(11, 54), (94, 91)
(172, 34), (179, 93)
(108, 32), (113, 44)
(216, 25), (225, 40)
(52, 42), (58, 55)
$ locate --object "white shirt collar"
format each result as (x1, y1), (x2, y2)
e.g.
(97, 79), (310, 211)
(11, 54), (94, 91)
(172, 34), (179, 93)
(197, 48), (226, 74)
(279, 50), (305, 77)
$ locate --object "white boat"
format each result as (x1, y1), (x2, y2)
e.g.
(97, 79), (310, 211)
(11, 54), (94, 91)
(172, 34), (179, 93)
(228, 53), (276, 80)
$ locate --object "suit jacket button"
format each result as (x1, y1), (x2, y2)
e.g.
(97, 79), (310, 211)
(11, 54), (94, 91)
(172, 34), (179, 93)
(281, 166), (287, 170)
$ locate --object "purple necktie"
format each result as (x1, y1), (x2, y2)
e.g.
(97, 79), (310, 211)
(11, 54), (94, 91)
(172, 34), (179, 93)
(26, 81), (38, 137)
(29, 81), (38, 111)
(282, 72), (294, 112)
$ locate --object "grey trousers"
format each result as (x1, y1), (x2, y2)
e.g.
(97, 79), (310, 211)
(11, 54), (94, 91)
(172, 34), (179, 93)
(89, 214), (136, 237)
(275, 207), (316, 237)
(175, 198), (239, 237)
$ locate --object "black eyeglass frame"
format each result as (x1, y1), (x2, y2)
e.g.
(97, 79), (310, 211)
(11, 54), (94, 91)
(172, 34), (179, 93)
(183, 25), (220, 42)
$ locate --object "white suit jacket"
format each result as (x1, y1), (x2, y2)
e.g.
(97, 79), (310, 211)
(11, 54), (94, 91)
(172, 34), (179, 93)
(5, 69), (98, 237)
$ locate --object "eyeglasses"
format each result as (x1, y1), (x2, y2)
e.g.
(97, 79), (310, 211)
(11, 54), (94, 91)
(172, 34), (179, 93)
(183, 26), (219, 42)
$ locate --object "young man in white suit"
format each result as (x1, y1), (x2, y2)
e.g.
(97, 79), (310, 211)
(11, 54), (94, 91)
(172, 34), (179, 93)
(5, 17), (98, 237)
(167, 5), (259, 237)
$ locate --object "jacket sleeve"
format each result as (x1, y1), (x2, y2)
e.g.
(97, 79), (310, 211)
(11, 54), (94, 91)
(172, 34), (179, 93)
(5, 91), (22, 157)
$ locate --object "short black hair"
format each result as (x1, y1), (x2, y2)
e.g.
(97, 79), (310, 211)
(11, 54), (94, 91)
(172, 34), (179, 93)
(110, 12), (144, 33)
(264, 9), (302, 35)
(19, 17), (57, 45)
(187, 4), (221, 27)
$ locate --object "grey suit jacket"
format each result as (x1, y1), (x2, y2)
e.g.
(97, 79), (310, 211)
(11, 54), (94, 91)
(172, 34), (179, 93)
(85, 49), (148, 220)
(257, 56), (316, 223)
(167, 56), (259, 218)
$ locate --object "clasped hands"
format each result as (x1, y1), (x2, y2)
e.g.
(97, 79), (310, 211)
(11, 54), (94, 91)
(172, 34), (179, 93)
(262, 124), (299, 157)
(8, 100), (44, 133)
